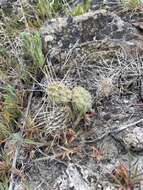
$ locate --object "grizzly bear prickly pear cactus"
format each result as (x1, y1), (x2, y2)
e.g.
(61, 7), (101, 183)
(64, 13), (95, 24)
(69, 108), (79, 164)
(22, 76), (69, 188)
(47, 82), (72, 104)
(72, 86), (92, 115)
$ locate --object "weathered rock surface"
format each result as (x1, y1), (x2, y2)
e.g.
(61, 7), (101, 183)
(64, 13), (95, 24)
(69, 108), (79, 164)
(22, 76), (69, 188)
(0, 0), (8, 7)
(115, 126), (143, 152)
(41, 9), (142, 66)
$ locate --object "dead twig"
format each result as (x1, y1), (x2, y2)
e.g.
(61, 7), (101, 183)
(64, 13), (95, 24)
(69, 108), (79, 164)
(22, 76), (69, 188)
(84, 118), (143, 144)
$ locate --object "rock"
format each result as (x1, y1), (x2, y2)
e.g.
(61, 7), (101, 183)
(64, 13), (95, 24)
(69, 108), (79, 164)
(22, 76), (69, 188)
(123, 127), (143, 152)
(41, 10), (141, 67)
(14, 184), (25, 190)
(113, 126), (143, 152)
(0, 0), (16, 9)
(66, 163), (90, 190)
(0, 0), (8, 7)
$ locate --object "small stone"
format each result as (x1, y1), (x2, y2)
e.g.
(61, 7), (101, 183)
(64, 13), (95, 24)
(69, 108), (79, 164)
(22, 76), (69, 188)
(123, 127), (143, 151)
(44, 35), (54, 42)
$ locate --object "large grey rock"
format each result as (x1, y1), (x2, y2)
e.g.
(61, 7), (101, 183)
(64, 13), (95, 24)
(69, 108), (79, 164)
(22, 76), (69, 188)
(0, 0), (8, 6)
(0, 0), (16, 8)
(41, 10), (142, 67)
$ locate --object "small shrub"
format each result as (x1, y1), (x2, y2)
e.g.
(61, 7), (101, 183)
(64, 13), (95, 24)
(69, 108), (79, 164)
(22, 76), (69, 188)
(111, 163), (143, 189)
(70, 0), (91, 16)
(37, 0), (53, 19)
(21, 32), (45, 68)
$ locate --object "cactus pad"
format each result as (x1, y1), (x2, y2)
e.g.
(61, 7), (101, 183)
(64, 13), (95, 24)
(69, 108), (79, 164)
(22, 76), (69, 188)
(72, 86), (92, 115)
(47, 82), (72, 104)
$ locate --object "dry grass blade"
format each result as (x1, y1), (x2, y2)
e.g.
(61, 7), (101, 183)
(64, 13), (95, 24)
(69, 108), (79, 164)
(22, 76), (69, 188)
(1, 85), (22, 129)
(8, 83), (35, 190)
(111, 160), (143, 190)
(0, 123), (12, 142)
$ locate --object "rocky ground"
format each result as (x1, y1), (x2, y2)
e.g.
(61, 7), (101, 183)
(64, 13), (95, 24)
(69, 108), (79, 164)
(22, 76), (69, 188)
(1, 0), (143, 190)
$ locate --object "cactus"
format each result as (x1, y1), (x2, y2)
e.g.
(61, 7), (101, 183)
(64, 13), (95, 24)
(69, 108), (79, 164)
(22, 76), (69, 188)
(47, 82), (72, 104)
(45, 106), (73, 132)
(72, 86), (92, 115)
(98, 77), (113, 97)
